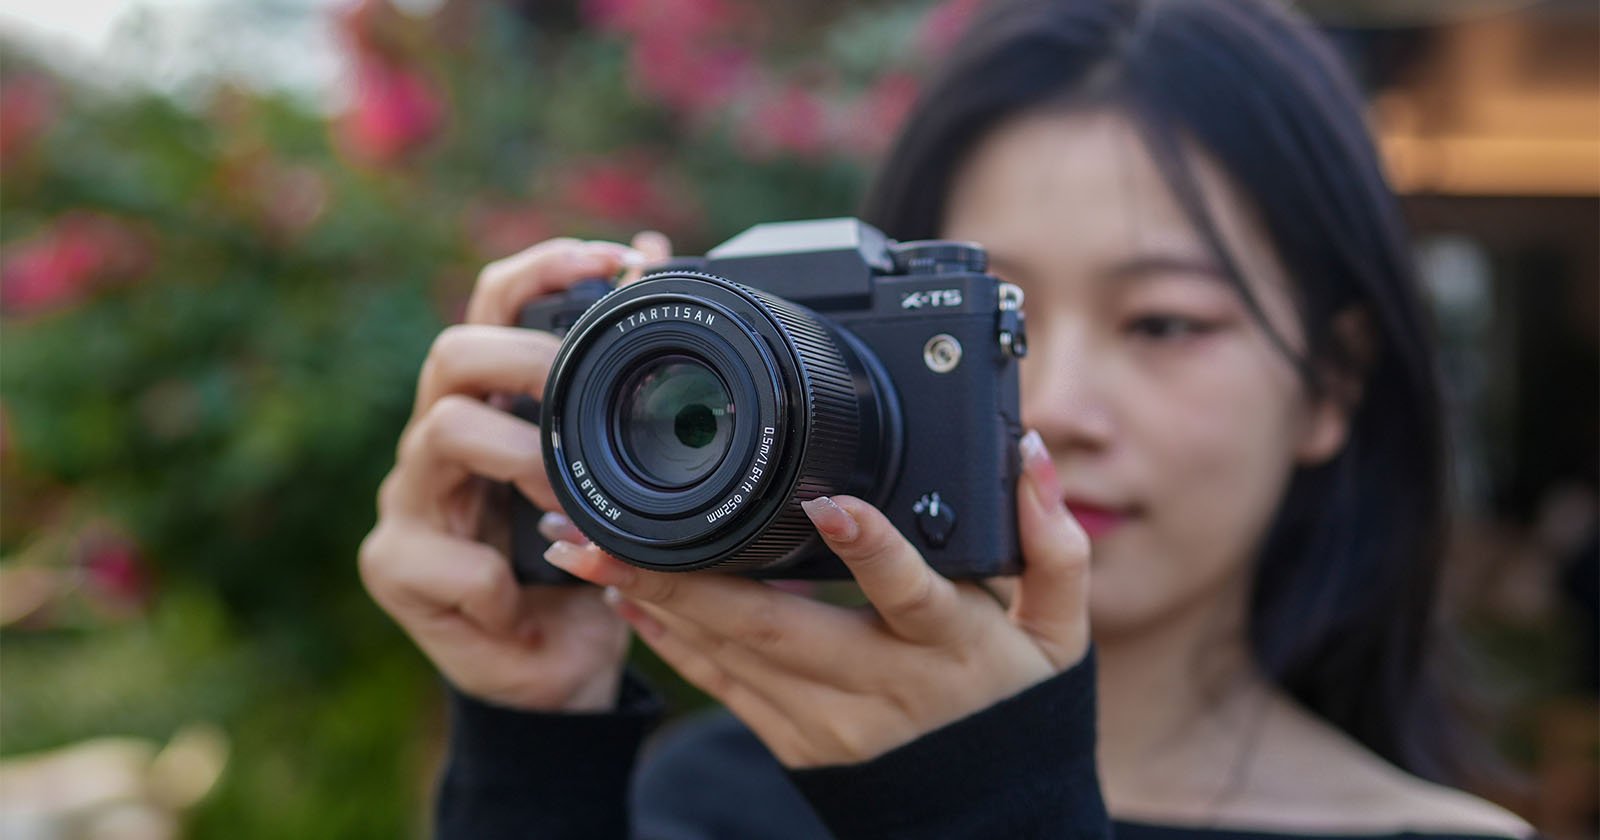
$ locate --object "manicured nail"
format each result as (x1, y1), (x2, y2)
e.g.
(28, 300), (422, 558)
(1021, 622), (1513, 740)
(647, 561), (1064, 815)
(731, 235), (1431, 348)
(536, 511), (571, 543)
(603, 586), (663, 639)
(543, 540), (586, 571)
(1019, 430), (1064, 509)
(537, 511), (589, 545)
(619, 249), (648, 267)
(545, 540), (634, 587)
(801, 496), (859, 541)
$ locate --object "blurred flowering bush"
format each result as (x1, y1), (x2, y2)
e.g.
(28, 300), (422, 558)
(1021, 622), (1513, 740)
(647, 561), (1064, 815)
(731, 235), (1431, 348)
(0, 0), (964, 834)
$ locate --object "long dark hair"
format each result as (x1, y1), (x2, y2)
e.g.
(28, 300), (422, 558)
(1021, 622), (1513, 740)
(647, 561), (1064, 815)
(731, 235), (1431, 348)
(863, 0), (1457, 781)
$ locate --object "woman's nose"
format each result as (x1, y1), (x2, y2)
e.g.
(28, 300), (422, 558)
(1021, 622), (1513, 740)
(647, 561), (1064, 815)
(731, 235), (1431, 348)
(1019, 328), (1115, 451)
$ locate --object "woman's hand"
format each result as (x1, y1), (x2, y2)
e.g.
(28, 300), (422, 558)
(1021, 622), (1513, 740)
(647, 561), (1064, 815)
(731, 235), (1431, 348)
(359, 231), (673, 712)
(544, 430), (1090, 765)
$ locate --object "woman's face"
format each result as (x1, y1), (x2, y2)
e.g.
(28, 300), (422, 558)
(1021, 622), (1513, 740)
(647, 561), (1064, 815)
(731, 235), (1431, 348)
(943, 110), (1348, 639)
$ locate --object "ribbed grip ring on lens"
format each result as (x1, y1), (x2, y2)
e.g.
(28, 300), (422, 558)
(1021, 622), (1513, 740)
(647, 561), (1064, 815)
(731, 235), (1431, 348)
(714, 284), (863, 570)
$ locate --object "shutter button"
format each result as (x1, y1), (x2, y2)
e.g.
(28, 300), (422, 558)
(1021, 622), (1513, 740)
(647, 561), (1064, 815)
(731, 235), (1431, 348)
(913, 492), (957, 549)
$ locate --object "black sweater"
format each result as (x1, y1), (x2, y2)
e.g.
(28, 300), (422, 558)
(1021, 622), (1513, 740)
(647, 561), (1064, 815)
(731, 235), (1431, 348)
(435, 652), (1517, 840)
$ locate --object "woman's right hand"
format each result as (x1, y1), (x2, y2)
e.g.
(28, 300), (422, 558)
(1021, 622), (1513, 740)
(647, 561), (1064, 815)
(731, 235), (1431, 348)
(359, 232), (672, 712)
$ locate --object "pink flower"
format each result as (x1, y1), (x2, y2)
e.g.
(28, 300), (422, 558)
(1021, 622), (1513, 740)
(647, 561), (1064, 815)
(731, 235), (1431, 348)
(737, 84), (829, 160)
(337, 55), (445, 165)
(557, 153), (702, 233)
(80, 533), (151, 611)
(1, 213), (151, 316)
(628, 37), (753, 116)
(0, 75), (57, 167)
(465, 202), (555, 260)
(561, 156), (666, 223)
(584, 0), (738, 41)
(917, 0), (983, 57)
(584, 0), (751, 116)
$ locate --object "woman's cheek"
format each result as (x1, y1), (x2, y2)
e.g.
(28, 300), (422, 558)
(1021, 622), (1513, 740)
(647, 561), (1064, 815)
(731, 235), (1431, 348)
(1089, 338), (1300, 632)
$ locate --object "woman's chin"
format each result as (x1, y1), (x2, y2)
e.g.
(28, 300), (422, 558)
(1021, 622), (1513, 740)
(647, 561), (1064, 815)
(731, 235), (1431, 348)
(1086, 560), (1169, 639)
(1083, 542), (1193, 642)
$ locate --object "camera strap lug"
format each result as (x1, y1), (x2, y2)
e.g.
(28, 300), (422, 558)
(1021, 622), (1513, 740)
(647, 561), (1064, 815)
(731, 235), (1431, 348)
(997, 282), (1027, 359)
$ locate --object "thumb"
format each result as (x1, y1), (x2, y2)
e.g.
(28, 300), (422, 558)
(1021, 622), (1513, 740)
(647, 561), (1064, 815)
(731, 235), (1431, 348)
(1010, 430), (1091, 669)
(620, 230), (673, 286)
(631, 229), (672, 261)
(801, 495), (964, 644)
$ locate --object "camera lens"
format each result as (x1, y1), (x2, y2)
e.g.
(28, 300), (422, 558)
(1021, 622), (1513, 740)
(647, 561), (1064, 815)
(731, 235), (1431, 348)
(615, 356), (735, 488)
(540, 271), (901, 573)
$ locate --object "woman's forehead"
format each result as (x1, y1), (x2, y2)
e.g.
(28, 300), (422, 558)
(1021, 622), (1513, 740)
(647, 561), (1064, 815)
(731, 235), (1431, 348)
(947, 111), (1207, 247)
(941, 108), (1291, 300)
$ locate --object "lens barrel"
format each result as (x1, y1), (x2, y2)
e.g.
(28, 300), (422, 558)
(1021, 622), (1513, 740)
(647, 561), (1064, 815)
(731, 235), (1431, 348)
(540, 271), (898, 572)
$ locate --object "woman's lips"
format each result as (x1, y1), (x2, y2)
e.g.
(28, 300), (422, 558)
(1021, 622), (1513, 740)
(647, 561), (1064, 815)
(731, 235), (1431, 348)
(1063, 500), (1129, 539)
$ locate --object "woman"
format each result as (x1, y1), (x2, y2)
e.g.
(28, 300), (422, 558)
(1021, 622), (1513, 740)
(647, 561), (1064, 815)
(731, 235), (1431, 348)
(358, 0), (1537, 836)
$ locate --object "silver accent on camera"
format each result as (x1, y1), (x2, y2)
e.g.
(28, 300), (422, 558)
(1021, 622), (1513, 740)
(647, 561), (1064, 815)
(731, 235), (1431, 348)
(998, 282), (1026, 358)
(923, 334), (963, 373)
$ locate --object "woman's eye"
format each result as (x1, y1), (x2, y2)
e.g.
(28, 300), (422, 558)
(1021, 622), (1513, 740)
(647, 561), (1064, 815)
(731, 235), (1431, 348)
(1125, 315), (1214, 341)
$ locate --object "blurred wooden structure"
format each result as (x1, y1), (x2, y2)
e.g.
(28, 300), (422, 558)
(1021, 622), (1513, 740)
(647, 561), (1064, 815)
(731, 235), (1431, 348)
(1371, 4), (1598, 197)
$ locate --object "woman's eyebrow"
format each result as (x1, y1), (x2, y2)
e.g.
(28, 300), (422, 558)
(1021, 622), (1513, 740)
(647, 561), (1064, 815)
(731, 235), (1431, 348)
(985, 250), (1227, 285)
(1102, 252), (1228, 283)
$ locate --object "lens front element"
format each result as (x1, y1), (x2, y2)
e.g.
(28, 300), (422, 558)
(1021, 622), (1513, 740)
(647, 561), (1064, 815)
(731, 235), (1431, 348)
(617, 356), (735, 488)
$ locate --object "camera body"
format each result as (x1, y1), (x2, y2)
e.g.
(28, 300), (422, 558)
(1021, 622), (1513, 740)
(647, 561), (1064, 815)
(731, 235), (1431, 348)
(511, 218), (1026, 582)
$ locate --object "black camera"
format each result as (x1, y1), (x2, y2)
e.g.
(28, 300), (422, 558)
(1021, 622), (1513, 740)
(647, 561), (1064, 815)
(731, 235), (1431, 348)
(510, 218), (1027, 582)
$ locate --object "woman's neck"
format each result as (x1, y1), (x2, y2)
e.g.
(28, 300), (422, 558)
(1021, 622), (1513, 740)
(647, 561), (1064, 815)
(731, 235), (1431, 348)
(1094, 579), (1277, 818)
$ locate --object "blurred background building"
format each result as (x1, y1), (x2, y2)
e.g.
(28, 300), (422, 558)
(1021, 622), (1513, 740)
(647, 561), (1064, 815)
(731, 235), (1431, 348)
(1324, 6), (1599, 834)
(0, 0), (1595, 837)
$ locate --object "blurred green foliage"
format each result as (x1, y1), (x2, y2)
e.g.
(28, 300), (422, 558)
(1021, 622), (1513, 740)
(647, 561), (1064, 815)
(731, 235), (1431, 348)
(0, 0), (949, 834)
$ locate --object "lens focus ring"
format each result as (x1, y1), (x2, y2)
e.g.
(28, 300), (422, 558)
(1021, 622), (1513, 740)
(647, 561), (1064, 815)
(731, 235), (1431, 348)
(716, 285), (861, 569)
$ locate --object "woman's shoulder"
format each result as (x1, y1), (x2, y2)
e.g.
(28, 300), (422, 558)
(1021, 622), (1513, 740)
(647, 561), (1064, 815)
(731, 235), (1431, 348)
(1224, 697), (1535, 839)
(1374, 779), (1535, 839)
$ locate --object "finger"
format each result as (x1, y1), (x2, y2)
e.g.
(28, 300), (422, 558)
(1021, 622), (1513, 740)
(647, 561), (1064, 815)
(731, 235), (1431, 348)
(603, 589), (815, 760)
(611, 589), (816, 697)
(800, 496), (966, 645)
(615, 591), (913, 769)
(1010, 430), (1092, 668)
(620, 230), (673, 286)
(978, 577), (1018, 607)
(358, 522), (520, 636)
(425, 587), (626, 710)
(542, 542), (878, 685)
(465, 239), (644, 326)
(413, 325), (562, 416)
(387, 395), (555, 520)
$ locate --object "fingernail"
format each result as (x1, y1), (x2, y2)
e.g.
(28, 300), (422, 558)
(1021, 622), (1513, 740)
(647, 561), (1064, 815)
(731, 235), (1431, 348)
(603, 586), (663, 639)
(537, 511), (571, 543)
(543, 540), (586, 572)
(801, 496), (859, 541)
(1019, 430), (1064, 509)
(546, 541), (634, 587)
(619, 249), (647, 267)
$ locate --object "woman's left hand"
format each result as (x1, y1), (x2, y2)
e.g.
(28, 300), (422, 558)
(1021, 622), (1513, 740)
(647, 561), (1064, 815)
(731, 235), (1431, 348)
(543, 430), (1090, 768)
